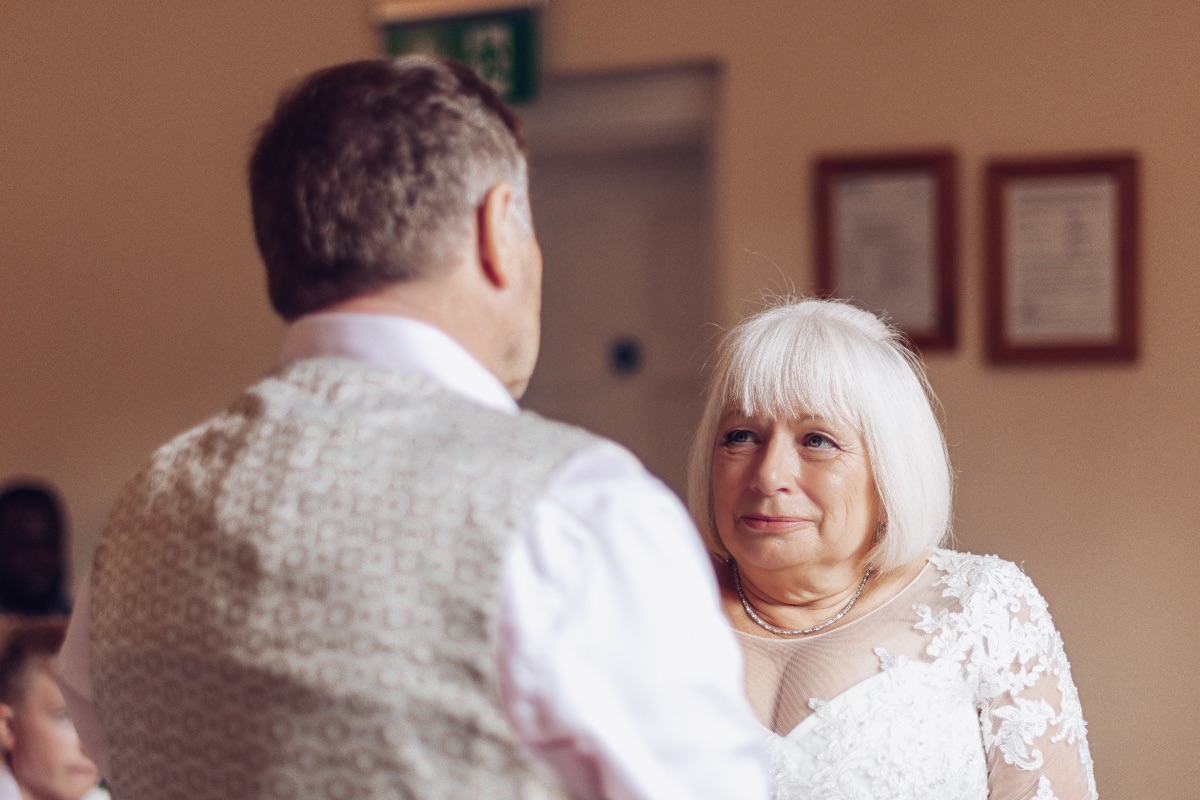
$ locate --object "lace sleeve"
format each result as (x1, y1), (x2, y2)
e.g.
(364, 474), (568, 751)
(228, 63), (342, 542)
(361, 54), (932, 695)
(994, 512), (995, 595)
(972, 562), (1098, 800)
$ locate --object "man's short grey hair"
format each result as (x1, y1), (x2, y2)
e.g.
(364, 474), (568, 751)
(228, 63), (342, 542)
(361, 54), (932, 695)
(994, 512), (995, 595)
(250, 55), (529, 320)
(687, 298), (953, 573)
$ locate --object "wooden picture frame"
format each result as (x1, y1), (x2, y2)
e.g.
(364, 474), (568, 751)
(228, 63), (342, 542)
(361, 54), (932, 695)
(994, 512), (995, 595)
(815, 151), (958, 350)
(985, 154), (1139, 364)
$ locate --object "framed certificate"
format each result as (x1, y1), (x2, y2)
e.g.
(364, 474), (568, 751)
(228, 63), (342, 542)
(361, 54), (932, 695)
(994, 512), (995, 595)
(815, 151), (958, 350)
(985, 154), (1139, 363)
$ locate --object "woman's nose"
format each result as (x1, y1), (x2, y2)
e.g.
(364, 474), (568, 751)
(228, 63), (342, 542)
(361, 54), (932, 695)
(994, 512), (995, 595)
(750, 436), (799, 494)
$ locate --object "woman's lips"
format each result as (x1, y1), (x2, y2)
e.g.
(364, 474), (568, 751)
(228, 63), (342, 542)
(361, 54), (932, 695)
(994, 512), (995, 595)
(739, 514), (813, 532)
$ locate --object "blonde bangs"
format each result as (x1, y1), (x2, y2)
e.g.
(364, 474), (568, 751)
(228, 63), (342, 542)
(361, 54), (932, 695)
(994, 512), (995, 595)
(716, 308), (868, 432)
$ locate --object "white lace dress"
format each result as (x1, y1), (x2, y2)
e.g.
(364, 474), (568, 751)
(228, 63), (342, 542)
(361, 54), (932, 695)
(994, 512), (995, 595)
(737, 549), (1097, 800)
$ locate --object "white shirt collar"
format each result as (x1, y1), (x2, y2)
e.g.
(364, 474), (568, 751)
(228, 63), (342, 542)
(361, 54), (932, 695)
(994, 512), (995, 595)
(278, 312), (518, 415)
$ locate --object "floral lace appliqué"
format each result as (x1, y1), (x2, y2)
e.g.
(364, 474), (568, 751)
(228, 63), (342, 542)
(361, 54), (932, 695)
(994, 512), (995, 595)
(761, 551), (1098, 800)
(922, 550), (1097, 799)
(1033, 775), (1061, 800)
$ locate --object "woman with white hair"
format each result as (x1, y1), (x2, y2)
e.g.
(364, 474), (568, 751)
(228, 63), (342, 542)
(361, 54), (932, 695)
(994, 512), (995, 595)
(688, 298), (1097, 799)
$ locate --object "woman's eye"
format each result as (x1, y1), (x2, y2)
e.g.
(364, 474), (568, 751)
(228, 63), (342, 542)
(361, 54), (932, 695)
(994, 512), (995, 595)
(802, 432), (837, 450)
(722, 429), (757, 445)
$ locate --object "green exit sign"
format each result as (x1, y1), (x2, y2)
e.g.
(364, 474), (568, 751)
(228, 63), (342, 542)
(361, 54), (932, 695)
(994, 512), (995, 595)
(381, 5), (540, 104)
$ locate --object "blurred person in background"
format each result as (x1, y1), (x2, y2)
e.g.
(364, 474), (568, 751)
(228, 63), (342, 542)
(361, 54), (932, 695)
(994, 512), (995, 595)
(0, 484), (70, 618)
(0, 619), (105, 800)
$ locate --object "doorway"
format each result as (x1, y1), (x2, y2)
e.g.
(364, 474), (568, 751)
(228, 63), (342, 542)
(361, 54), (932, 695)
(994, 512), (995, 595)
(520, 65), (719, 494)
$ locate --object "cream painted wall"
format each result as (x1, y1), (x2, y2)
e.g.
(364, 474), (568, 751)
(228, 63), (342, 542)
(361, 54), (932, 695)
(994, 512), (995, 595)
(2, 1), (1193, 794)
(1, 1), (377, 573)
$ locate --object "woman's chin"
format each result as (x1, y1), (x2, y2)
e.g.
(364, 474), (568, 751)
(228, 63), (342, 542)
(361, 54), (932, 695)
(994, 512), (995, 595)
(729, 543), (823, 575)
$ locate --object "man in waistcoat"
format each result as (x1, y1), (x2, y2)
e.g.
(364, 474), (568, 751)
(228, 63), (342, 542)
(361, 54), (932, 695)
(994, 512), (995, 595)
(56, 57), (768, 799)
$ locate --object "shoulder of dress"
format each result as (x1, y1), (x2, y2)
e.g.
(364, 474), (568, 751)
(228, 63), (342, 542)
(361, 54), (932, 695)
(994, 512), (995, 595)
(928, 548), (1047, 613)
(930, 547), (1023, 576)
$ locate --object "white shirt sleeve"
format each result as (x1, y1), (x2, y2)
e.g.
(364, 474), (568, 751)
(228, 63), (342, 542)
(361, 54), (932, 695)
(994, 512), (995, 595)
(495, 442), (769, 800)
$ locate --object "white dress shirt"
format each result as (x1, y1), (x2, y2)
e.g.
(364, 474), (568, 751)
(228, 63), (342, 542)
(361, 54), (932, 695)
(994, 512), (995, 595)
(58, 312), (769, 799)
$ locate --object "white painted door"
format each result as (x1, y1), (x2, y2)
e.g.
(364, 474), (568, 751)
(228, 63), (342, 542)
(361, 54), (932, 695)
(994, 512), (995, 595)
(520, 68), (717, 494)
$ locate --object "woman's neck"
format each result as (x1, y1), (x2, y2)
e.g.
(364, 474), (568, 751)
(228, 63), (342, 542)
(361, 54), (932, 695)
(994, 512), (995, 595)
(719, 557), (928, 638)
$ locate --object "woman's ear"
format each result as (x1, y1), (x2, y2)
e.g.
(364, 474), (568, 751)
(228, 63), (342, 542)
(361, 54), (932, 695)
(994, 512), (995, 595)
(0, 703), (16, 754)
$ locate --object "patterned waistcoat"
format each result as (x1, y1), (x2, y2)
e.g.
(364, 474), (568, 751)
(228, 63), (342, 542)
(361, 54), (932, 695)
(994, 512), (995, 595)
(90, 358), (597, 799)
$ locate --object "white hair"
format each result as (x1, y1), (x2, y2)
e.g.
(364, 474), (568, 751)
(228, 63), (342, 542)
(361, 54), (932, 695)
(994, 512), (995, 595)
(687, 297), (953, 573)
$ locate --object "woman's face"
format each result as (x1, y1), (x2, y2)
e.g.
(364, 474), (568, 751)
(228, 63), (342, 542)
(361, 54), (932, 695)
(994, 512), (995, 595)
(710, 409), (881, 575)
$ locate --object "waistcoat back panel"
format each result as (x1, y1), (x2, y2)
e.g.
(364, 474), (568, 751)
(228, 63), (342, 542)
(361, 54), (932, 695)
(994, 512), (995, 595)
(90, 359), (596, 800)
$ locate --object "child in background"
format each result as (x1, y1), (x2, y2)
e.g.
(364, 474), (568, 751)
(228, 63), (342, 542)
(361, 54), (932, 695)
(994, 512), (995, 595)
(0, 620), (104, 800)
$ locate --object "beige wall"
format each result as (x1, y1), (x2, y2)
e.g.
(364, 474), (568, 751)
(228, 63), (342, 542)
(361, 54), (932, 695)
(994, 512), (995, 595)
(1, 1), (377, 568)
(2, 1), (1194, 793)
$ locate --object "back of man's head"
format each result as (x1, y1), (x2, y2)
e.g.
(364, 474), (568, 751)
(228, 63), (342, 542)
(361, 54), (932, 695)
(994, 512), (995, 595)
(250, 56), (529, 321)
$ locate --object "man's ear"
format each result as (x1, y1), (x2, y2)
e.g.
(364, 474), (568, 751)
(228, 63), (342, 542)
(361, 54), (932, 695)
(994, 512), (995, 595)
(0, 703), (15, 754)
(476, 182), (516, 290)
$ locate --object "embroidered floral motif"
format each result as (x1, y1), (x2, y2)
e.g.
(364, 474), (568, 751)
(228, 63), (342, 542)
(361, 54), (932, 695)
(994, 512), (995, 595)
(768, 656), (983, 800)
(1033, 775), (1060, 800)
(990, 697), (1054, 769)
(759, 550), (1098, 800)
(873, 646), (907, 672)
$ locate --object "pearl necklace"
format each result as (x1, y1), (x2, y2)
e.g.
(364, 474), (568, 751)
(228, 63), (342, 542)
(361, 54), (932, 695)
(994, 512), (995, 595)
(732, 561), (873, 637)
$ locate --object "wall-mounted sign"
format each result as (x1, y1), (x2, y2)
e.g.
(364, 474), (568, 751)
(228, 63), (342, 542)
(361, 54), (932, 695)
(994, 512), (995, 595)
(376, 1), (542, 104)
(814, 151), (959, 351)
(985, 153), (1139, 364)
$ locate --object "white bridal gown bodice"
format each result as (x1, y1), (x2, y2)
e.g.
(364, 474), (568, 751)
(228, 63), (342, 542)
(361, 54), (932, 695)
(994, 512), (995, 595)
(737, 550), (1097, 800)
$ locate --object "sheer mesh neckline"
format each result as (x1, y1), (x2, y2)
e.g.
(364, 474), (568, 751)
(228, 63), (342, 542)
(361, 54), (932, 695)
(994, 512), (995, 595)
(732, 558), (933, 645)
